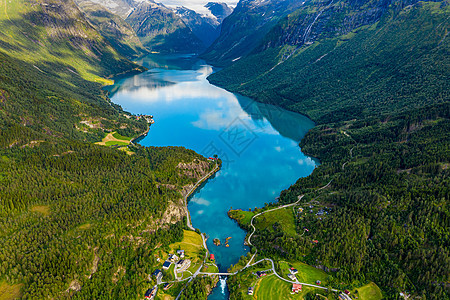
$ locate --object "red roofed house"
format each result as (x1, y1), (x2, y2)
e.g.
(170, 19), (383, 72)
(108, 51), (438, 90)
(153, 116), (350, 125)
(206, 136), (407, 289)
(210, 253), (215, 260)
(291, 284), (302, 294)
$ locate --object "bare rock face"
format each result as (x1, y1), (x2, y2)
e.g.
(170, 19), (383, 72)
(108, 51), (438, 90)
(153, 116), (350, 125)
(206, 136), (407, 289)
(258, 0), (423, 51)
(177, 159), (211, 179)
(124, 1), (205, 53)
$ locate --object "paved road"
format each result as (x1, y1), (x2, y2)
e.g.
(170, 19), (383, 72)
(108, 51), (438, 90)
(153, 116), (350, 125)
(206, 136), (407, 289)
(173, 179), (336, 299)
(184, 163), (219, 230)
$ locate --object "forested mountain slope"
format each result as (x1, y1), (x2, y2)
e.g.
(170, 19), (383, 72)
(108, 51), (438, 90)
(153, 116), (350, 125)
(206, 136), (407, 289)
(0, 0), (215, 298)
(201, 0), (304, 66)
(210, 0), (449, 298)
(209, 0), (449, 123)
(74, 0), (148, 59)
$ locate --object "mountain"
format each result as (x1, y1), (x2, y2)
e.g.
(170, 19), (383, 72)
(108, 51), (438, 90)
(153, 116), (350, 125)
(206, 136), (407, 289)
(205, 2), (233, 23)
(209, 0), (449, 123)
(0, 0), (217, 298)
(209, 0), (449, 298)
(125, 0), (205, 53)
(174, 6), (219, 47)
(86, 0), (142, 19)
(173, 2), (233, 48)
(201, 0), (304, 66)
(75, 0), (148, 59)
(0, 0), (144, 83)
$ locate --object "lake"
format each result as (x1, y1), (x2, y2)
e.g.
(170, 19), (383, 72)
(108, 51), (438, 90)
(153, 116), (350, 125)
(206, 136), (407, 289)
(107, 54), (317, 299)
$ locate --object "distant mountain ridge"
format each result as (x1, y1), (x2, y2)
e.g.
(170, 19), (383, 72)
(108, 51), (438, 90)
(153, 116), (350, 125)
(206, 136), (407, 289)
(202, 0), (304, 66)
(174, 2), (233, 47)
(82, 0), (233, 52)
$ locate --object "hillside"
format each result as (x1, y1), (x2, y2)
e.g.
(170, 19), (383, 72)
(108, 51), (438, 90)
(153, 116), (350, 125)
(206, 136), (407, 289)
(0, 0), (217, 298)
(209, 0), (449, 123)
(208, 0), (449, 298)
(174, 6), (220, 47)
(201, 0), (304, 66)
(125, 0), (205, 53)
(74, 0), (148, 59)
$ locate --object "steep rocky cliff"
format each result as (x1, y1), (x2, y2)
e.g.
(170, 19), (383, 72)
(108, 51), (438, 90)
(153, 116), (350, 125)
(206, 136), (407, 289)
(202, 0), (304, 66)
(174, 6), (219, 47)
(125, 0), (205, 53)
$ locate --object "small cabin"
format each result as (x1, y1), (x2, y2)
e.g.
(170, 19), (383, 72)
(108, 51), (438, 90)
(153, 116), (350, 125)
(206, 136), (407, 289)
(247, 287), (254, 295)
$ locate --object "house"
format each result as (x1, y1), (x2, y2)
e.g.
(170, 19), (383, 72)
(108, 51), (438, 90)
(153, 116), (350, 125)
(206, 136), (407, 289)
(144, 287), (157, 299)
(163, 283), (173, 291)
(210, 253), (215, 261)
(339, 293), (352, 300)
(152, 269), (163, 281)
(290, 268), (298, 274)
(177, 250), (185, 258)
(247, 287), (254, 295)
(312, 240), (319, 244)
(168, 254), (178, 262)
(288, 274), (296, 281)
(344, 289), (350, 295)
(291, 283), (302, 294)
(256, 271), (267, 278)
(316, 280), (321, 285)
(162, 261), (171, 270)
(176, 259), (191, 273)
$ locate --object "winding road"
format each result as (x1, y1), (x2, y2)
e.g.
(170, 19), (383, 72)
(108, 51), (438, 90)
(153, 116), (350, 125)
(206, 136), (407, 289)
(171, 179), (337, 299)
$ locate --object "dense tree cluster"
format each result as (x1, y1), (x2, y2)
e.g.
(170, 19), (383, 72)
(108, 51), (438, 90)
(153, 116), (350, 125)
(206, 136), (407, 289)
(0, 42), (213, 298)
(179, 276), (217, 300)
(233, 103), (449, 299)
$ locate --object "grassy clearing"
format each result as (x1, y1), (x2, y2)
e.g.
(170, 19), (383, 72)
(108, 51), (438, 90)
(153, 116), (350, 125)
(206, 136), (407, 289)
(0, 281), (23, 300)
(169, 230), (203, 256)
(96, 132), (132, 147)
(112, 132), (132, 141)
(167, 230), (204, 279)
(105, 141), (128, 146)
(30, 205), (50, 216)
(119, 147), (135, 155)
(280, 261), (329, 285)
(202, 263), (219, 273)
(255, 274), (314, 299)
(356, 282), (383, 300)
(77, 223), (91, 230)
(229, 210), (255, 226)
(155, 282), (183, 300)
(254, 208), (297, 236)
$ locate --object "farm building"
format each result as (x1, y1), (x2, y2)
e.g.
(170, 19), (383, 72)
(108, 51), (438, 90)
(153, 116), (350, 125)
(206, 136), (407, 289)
(144, 287), (157, 299)
(162, 261), (171, 270)
(291, 284), (302, 294)
(177, 250), (185, 258)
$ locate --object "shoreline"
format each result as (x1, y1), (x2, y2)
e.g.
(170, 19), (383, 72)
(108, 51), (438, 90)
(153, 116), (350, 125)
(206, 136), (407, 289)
(183, 162), (221, 231)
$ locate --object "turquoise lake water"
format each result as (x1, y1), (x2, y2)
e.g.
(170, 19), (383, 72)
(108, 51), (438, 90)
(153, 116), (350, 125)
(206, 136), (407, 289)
(107, 54), (317, 299)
